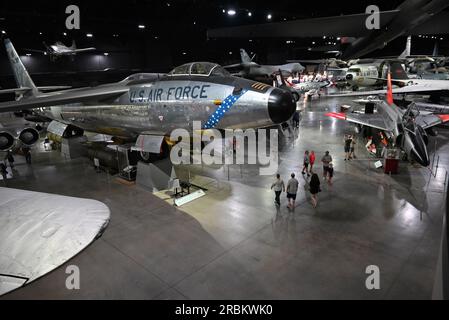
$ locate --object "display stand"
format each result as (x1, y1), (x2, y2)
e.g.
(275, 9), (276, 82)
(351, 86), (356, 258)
(384, 148), (400, 174)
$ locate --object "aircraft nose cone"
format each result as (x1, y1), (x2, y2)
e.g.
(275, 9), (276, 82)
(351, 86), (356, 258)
(268, 88), (296, 124)
(346, 73), (353, 80)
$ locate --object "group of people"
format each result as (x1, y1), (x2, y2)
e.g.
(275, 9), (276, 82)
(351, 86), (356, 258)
(0, 151), (15, 184)
(271, 150), (334, 209)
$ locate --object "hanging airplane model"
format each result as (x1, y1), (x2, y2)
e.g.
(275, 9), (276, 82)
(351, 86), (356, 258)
(25, 40), (96, 59)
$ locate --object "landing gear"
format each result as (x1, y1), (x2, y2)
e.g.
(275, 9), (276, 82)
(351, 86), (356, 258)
(136, 140), (170, 163)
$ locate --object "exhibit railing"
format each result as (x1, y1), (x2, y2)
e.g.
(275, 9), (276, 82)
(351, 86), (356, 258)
(432, 170), (449, 299)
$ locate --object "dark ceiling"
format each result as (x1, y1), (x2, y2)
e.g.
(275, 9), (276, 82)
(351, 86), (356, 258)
(0, 0), (447, 87)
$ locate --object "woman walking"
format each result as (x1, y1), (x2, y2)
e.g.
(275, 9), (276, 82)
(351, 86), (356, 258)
(309, 173), (321, 208)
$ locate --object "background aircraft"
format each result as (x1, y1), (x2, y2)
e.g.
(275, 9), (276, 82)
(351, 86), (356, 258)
(25, 40), (96, 59)
(326, 73), (449, 166)
(224, 48), (304, 79)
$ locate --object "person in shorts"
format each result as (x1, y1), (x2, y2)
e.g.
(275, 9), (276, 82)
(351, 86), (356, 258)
(321, 151), (333, 181)
(286, 173), (299, 209)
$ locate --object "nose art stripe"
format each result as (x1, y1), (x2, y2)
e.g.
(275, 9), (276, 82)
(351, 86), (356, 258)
(203, 90), (248, 129)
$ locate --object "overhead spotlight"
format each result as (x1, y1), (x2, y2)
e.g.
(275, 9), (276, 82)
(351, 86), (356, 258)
(308, 47), (312, 51)
(267, 14), (272, 20)
(63, 32), (67, 36)
(39, 32), (42, 35)
(166, 2), (170, 6)
(193, 21), (196, 25)
(440, 37), (444, 40)
(154, 36), (159, 39)
(1, 30), (5, 34)
(44, 52), (47, 55)
(182, 52), (187, 55)
(86, 33), (93, 37)
(249, 39), (253, 42)
(26, 53), (31, 56)
(336, 37), (341, 40)
(248, 12), (252, 17)
(229, 51), (232, 55)
(138, 24), (145, 29)
(227, 9), (236, 16)
(113, 34), (119, 37)
(104, 52), (109, 56)
(312, 41), (315, 45)
(222, 9), (225, 13)
(323, 36), (326, 39)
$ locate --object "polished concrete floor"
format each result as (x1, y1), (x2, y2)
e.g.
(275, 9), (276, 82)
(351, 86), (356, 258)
(1, 95), (448, 299)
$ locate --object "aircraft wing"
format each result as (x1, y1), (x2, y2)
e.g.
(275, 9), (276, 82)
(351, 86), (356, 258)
(37, 86), (72, 91)
(0, 86), (72, 95)
(325, 111), (390, 131)
(0, 85), (129, 113)
(416, 114), (449, 130)
(23, 48), (46, 54)
(0, 87), (31, 95)
(0, 187), (110, 296)
(409, 11), (449, 35)
(71, 47), (96, 53)
(208, 10), (399, 38)
(223, 63), (242, 69)
(330, 84), (449, 98)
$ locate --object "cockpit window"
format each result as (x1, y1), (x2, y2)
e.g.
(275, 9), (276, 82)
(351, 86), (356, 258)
(168, 62), (229, 77)
(210, 65), (230, 76)
(169, 63), (191, 75)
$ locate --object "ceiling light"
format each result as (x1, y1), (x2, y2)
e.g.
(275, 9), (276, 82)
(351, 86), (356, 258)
(1, 30), (5, 34)
(182, 52), (187, 55)
(138, 25), (145, 29)
(229, 51), (232, 55)
(227, 10), (236, 16)
(336, 37), (341, 40)
(63, 32), (67, 36)
(86, 33), (93, 37)
(248, 12), (252, 17)
(39, 32), (42, 35)
(104, 52), (109, 56)
(267, 14), (272, 20)
(26, 53), (31, 56)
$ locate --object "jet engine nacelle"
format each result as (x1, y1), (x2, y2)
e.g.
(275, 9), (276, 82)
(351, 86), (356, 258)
(0, 127), (40, 151)
(18, 127), (40, 146)
(0, 131), (15, 151)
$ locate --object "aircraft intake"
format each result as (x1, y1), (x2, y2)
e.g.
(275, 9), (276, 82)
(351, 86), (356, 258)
(0, 131), (15, 151)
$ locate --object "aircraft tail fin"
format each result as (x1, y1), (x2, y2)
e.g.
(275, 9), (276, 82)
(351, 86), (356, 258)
(398, 36), (411, 59)
(240, 48), (252, 64)
(432, 41), (439, 57)
(4, 39), (38, 97)
(71, 40), (76, 49)
(386, 71), (393, 106)
(390, 61), (409, 80)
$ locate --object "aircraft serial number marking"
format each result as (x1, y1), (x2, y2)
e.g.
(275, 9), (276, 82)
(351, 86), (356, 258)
(130, 84), (211, 103)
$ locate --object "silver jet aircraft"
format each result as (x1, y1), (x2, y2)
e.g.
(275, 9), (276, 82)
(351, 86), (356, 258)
(0, 39), (296, 159)
(225, 49), (304, 79)
(26, 40), (95, 59)
(326, 73), (449, 166)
